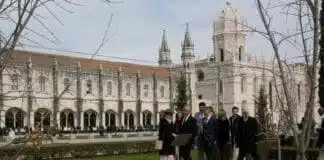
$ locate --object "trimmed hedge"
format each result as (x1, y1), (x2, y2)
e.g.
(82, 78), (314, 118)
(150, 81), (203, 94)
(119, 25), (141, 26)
(0, 140), (155, 159)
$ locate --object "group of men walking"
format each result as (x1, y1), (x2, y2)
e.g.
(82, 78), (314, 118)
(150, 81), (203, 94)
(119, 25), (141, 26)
(158, 104), (260, 160)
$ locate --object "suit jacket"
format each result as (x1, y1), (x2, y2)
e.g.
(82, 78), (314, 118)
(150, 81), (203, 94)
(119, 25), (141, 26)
(229, 115), (241, 145)
(200, 115), (218, 147)
(195, 112), (204, 137)
(158, 118), (175, 155)
(179, 115), (197, 146)
(217, 118), (230, 148)
(236, 116), (259, 149)
(316, 118), (324, 148)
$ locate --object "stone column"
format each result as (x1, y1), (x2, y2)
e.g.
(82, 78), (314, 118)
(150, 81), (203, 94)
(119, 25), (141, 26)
(121, 113), (124, 127)
(80, 111), (84, 130)
(136, 70), (141, 126)
(13, 111), (17, 129)
(117, 67), (123, 127)
(140, 113), (144, 126)
(56, 112), (60, 128)
(153, 73), (158, 126)
(65, 112), (68, 128)
(102, 112), (106, 128)
(0, 110), (5, 128)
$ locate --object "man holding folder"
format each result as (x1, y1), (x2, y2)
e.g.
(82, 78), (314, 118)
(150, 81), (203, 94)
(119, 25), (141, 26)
(179, 106), (197, 160)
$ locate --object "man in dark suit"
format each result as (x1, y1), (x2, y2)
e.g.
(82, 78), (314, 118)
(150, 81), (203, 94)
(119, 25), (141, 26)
(200, 106), (217, 160)
(179, 106), (197, 160)
(316, 108), (324, 153)
(229, 106), (241, 160)
(237, 108), (259, 160)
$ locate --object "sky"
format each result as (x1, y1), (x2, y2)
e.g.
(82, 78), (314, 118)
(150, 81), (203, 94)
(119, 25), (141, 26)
(2, 0), (303, 65)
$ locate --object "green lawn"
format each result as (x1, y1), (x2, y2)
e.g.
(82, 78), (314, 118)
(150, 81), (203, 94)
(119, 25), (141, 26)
(91, 150), (197, 160)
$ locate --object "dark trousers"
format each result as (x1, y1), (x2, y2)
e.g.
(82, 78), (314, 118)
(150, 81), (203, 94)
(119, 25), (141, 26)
(218, 144), (230, 160)
(180, 145), (192, 160)
(204, 143), (216, 160)
(237, 144), (259, 160)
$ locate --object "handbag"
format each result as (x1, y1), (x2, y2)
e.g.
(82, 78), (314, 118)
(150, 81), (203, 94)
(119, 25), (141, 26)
(155, 140), (163, 150)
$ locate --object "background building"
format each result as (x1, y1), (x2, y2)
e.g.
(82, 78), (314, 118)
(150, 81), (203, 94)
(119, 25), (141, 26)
(0, 5), (317, 131)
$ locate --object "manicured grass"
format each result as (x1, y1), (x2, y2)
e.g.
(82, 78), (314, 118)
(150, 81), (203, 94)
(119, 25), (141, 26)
(91, 153), (158, 160)
(90, 150), (197, 160)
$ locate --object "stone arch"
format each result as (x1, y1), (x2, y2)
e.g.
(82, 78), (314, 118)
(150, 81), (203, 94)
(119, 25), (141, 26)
(5, 107), (25, 129)
(124, 110), (135, 128)
(197, 69), (205, 82)
(60, 108), (75, 129)
(105, 109), (117, 127)
(34, 108), (51, 129)
(142, 110), (152, 126)
(83, 109), (97, 130)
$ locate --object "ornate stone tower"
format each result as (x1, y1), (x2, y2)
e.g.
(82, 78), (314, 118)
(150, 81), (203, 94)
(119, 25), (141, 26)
(181, 23), (198, 114)
(158, 30), (172, 67)
(213, 4), (246, 63)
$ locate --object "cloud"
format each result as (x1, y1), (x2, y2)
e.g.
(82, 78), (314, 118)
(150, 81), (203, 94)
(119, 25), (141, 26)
(1, 0), (304, 65)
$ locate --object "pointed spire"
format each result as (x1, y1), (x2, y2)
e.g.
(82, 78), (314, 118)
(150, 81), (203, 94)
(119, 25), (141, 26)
(160, 30), (170, 52)
(183, 22), (194, 49)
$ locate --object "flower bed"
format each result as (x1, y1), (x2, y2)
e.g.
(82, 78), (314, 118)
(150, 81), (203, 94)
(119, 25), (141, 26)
(0, 140), (156, 159)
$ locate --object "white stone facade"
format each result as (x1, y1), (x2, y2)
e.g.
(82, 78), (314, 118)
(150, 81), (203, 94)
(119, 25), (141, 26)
(1, 52), (174, 130)
(1, 6), (319, 131)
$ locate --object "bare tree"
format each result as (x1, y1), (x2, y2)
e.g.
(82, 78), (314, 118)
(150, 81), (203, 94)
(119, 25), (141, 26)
(251, 0), (320, 159)
(0, 0), (116, 156)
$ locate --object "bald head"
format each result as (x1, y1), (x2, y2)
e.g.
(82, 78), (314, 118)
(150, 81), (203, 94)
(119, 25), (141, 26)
(182, 106), (192, 116)
(242, 107), (249, 117)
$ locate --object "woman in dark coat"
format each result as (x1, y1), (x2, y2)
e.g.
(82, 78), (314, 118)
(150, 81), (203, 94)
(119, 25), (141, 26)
(158, 109), (176, 160)
(217, 110), (230, 160)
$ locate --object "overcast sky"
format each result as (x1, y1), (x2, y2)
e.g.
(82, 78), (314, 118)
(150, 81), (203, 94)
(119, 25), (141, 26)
(4, 0), (302, 65)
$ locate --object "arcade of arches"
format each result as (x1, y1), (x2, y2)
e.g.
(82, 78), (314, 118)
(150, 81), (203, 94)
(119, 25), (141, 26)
(3, 107), (155, 130)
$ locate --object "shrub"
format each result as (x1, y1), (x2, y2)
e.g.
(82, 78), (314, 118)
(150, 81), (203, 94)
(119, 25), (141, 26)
(0, 140), (156, 159)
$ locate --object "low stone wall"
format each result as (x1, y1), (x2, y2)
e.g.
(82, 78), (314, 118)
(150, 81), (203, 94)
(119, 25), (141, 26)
(3, 131), (158, 142)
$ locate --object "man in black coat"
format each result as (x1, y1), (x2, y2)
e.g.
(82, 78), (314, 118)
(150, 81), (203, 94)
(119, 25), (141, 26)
(179, 106), (197, 160)
(237, 108), (259, 160)
(200, 106), (218, 160)
(316, 108), (324, 159)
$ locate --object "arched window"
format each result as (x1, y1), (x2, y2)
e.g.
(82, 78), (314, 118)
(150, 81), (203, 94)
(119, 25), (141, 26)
(297, 82), (301, 103)
(86, 80), (92, 94)
(160, 86), (165, 98)
(218, 79), (223, 94)
(238, 46), (243, 61)
(107, 81), (112, 95)
(126, 83), (131, 96)
(197, 70), (204, 82)
(143, 84), (149, 97)
(269, 82), (273, 109)
(253, 77), (257, 95)
(64, 78), (70, 90)
(39, 76), (46, 92)
(11, 74), (18, 90)
(220, 48), (224, 62)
